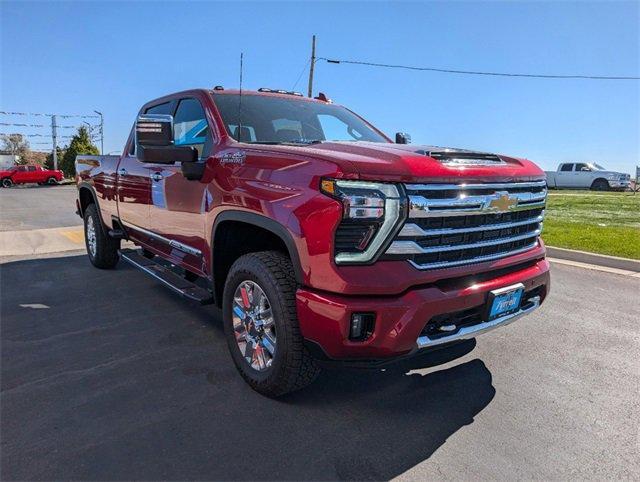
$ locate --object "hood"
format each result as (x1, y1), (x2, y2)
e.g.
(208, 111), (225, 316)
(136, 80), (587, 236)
(248, 141), (545, 183)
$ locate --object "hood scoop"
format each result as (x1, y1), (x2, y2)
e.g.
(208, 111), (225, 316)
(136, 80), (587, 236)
(415, 148), (507, 167)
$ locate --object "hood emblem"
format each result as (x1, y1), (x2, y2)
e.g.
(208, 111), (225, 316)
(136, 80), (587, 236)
(484, 191), (518, 212)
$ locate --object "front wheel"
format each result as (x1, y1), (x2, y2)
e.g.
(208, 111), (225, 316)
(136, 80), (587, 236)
(47, 177), (58, 185)
(591, 179), (610, 191)
(84, 204), (120, 269)
(2, 178), (13, 188)
(222, 251), (320, 397)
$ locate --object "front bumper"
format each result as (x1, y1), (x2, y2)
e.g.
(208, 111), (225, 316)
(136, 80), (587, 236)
(296, 258), (549, 361)
(608, 180), (630, 189)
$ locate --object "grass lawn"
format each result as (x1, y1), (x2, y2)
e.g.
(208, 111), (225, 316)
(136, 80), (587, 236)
(542, 190), (640, 259)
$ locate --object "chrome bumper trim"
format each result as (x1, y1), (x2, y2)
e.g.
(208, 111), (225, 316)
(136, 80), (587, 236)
(416, 295), (541, 348)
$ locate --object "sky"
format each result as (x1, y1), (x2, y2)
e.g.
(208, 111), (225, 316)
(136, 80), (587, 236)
(1, 1), (639, 174)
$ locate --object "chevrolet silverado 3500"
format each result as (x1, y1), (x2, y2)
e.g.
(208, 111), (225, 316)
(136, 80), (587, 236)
(76, 88), (550, 396)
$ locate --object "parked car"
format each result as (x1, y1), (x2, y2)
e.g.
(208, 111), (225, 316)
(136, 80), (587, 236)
(76, 87), (550, 397)
(0, 164), (64, 187)
(545, 162), (630, 190)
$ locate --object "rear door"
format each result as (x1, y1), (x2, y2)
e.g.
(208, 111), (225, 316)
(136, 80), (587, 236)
(147, 96), (212, 273)
(117, 101), (175, 239)
(12, 166), (28, 183)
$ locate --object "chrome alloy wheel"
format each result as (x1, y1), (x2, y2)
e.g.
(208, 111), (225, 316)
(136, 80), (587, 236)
(86, 216), (97, 257)
(232, 280), (276, 371)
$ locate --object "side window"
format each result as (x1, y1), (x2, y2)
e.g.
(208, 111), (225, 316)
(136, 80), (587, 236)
(173, 98), (210, 158)
(27, 166), (36, 171)
(17, 166), (26, 172)
(575, 163), (590, 172)
(560, 164), (573, 172)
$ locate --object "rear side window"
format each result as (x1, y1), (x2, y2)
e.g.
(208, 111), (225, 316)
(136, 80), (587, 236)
(173, 98), (210, 158)
(560, 164), (573, 172)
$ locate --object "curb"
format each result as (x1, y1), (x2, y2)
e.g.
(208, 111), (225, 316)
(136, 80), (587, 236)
(546, 246), (640, 272)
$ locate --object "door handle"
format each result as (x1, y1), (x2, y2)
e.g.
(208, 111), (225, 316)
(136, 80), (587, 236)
(117, 168), (127, 176)
(151, 172), (163, 182)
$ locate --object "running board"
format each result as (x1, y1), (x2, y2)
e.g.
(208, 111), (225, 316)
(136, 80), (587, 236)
(120, 249), (214, 305)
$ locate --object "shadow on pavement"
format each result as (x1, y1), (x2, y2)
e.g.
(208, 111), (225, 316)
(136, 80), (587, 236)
(1, 255), (494, 481)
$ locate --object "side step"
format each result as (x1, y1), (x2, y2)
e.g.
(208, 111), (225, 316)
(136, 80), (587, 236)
(120, 249), (214, 305)
(108, 229), (127, 239)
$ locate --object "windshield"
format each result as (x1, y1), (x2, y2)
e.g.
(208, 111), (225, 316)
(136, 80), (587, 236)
(213, 94), (388, 145)
(589, 163), (606, 170)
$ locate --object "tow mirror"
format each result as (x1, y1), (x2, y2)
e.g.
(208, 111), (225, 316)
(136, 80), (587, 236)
(395, 132), (411, 144)
(136, 114), (173, 147)
(136, 114), (197, 165)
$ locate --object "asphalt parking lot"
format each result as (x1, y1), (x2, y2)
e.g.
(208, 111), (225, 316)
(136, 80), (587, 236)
(1, 251), (638, 480)
(0, 185), (80, 232)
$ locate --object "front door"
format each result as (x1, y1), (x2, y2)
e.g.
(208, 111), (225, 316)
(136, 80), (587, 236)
(148, 96), (212, 274)
(116, 142), (153, 241)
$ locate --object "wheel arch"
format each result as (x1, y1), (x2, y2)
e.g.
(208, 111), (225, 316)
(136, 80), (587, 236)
(78, 183), (108, 233)
(212, 211), (304, 305)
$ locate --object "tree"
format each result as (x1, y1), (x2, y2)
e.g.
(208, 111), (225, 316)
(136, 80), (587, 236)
(45, 146), (66, 170)
(60, 126), (99, 176)
(0, 134), (30, 162)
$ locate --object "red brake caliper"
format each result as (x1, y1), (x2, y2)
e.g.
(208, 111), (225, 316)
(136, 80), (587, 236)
(240, 286), (250, 309)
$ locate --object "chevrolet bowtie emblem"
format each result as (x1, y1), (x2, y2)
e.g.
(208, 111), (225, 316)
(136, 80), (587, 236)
(485, 191), (518, 211)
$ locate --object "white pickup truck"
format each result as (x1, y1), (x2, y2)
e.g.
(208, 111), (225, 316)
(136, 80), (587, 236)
(545, 163), (631, 191)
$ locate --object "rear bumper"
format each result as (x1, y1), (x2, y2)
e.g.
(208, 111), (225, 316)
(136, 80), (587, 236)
(296, 258), (550, 361)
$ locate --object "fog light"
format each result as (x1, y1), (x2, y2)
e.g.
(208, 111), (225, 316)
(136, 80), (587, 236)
(349, 313), (376, 341)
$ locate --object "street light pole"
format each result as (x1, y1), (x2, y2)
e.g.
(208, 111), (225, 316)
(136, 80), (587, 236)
(94, 110), (103, 155)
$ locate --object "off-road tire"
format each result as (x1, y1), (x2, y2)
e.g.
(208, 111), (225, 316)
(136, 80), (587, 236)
(84, 204), (120, 269)
(591, 178), (610, 191)
(222, 251), (320, 397)
(2, 178), (13, 188)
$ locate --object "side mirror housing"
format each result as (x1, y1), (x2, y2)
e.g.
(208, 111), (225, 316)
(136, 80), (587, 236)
(136, 114), (173, 147)
(395, 132), (411, 144)
(136, 114), (198, 165)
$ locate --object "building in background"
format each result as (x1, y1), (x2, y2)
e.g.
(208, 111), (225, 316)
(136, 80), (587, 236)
(0, 154), (20, 169)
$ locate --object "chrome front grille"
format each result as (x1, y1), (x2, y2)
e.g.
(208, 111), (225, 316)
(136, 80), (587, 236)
(384, 180), (547, 270)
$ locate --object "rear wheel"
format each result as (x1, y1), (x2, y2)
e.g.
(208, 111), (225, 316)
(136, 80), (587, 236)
(84, 204), (120, 269)
(222, 251), (320, 397)
(2, 178), (13, 188)
(591, 178), (609, 191)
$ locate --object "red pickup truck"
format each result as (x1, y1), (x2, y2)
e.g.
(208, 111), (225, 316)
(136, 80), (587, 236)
(1, 164), (64, 187)
(76, 87), (550, 396)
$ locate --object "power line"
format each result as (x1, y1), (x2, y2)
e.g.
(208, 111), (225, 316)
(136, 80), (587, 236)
(0, 122), (96, 129)
(320, 58), (640, 80)
(0, 111), (100, 118)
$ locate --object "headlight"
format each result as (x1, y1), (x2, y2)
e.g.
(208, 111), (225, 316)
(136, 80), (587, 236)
(321, 179), (405, 264)
(606, 174), (618, 180)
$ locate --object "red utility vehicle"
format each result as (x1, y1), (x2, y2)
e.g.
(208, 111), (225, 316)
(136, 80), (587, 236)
(1, 164), (64, 187)
(76, 88), (550, 396)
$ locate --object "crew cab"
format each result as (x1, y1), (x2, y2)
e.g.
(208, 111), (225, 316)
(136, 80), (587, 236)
(76, 87), (550, 396)
(0, 164), (64, 188)
(545, 162), (630, 190)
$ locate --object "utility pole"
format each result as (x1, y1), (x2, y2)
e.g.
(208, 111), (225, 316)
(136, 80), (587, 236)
(94, 110), (104, 155)
(307, 35), (316, 98)
(51, 115), (58, 170)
